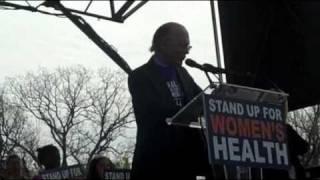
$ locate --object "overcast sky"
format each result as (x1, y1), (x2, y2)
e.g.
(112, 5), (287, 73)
(0, 1), (225, 160)
(0, 1), (222, 88)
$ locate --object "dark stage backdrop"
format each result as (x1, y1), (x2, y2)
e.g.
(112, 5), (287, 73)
(218, 1), (320, 110)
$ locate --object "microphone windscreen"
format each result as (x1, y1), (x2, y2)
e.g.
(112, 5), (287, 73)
(185, 58), (199, 68)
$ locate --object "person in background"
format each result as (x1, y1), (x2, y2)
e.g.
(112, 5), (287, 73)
(37, 144), (61, 170)
(128, 22), (213, 180)
(86, 156), (115, 180)
(32, 144), (61, 180)
(3, 154), (30, 179)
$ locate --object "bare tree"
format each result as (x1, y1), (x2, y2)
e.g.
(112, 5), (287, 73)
(6, 65), (134, 167)
(68, 68), (134, 166)
(6, 66), (90, 166)
(287, 105), (320, 166)
(0, 88), (40, 170)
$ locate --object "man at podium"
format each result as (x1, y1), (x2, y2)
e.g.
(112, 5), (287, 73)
(128, 22), (213, 180)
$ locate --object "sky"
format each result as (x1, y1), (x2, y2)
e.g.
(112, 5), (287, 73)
(0, 1), (223, 88)
(0, 1), (224, 155)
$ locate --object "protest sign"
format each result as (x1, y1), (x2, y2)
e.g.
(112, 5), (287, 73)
(39, 164), (84, 179)
(104, 169), (130, 180)
(203, 84), (289, 169)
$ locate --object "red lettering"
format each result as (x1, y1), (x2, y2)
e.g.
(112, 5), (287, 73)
(211, 114), (286, 143)
(251, 120), (261, 139)
(260, 121), (272, 140)
(237, 118), (250, 137)
(211, 114), (225, 135)
(226, 116), (237, 136)
(276, 123), (286, 142)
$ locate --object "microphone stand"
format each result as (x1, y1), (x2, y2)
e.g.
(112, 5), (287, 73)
(204, 71), (217, 89)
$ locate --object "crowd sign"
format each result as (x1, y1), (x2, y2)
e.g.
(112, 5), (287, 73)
(39, 164), (84, 179)
(104, 169), (130, 180)
(203, 84), (289, 169)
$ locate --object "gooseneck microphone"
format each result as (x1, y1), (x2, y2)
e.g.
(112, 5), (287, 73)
(185, 58), (206, 71)
(185, 58), (255, 78)
(185, 58), (226, 74)
(185, 58), (217, 87)
(202, 63), (226, 74)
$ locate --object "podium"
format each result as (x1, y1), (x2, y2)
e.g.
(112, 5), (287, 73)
(166, 83), (289, 180)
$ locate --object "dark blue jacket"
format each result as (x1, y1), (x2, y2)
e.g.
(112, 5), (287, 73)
(128, 57), (211, 180)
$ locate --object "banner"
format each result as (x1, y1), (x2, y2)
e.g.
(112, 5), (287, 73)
(203, 84), (289, 169)
(104, 169), (130, 180)
(39, 164), (84, 180)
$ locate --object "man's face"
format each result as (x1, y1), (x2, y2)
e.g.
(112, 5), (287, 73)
(159, 27), (191, 66)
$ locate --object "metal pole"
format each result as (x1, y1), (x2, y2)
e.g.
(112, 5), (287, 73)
(210, 2), (229, 179)
(210, 1), (223, 83)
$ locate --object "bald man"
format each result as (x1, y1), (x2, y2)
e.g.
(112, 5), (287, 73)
(128, 22), (213, 180)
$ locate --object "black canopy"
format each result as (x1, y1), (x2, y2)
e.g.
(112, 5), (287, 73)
(218, 1), (320, 110)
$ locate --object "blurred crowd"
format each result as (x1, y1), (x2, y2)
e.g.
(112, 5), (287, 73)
(0, 144), (116, 180)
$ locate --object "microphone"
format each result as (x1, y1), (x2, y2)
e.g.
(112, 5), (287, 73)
(185, 58), (205, 71)
(202, 63), (226, 74)
(185, 58), (255, 78)
(185, 58), (226, 74)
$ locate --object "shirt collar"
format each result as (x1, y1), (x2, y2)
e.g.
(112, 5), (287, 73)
(153, 53), (173, 68)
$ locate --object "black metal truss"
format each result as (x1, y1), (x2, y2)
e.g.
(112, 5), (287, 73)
(0, 0), (148, 23)
(0, 0), (149, 74)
